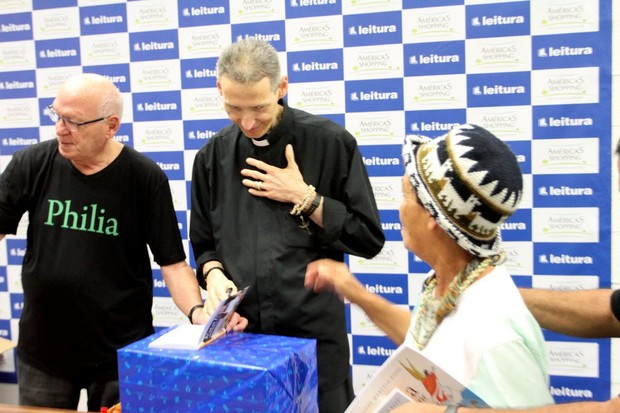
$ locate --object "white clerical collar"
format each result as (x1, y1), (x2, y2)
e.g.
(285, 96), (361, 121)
(251, 137), (270, 147)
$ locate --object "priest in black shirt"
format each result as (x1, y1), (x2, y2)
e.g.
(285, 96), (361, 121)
(190, 38), (385, 412)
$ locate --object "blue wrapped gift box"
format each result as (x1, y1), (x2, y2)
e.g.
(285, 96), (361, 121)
(117, 330), (318, 412)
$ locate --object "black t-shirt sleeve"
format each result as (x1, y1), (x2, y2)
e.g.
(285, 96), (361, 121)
(145, 178), (186, 267)
(611, 290), (620, 322)
(0, 157), (25, 234)
(0, 141), (56, 234)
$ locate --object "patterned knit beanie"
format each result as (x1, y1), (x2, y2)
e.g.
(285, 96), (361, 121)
(402, 124), (523, 258)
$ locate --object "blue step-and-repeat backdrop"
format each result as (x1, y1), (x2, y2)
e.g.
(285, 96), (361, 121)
(0, 0), (613, 404)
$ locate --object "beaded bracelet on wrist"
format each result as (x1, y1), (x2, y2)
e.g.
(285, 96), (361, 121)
(290, 185), (315, 216)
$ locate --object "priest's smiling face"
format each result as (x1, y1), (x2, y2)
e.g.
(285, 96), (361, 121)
(217, 75), (287, 139)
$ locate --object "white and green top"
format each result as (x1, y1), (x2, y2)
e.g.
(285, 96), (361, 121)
(405, 265), (555, 409)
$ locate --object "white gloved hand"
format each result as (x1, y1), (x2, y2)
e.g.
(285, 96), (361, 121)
(204, 268), (237, 316)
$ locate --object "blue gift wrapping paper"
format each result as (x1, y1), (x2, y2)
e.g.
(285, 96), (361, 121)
(117, 330), (318, 413)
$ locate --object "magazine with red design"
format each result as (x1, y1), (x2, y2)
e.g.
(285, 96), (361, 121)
(347, 343), (488, 413)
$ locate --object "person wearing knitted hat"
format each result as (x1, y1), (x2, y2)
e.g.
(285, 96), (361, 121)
(305, 124), (554, 411)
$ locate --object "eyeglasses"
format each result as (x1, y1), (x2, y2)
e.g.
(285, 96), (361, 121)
(45, 105), (108, 132)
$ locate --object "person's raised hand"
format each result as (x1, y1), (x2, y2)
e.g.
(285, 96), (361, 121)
(241, 144), (309, 204)
(305, 259), (363, 302)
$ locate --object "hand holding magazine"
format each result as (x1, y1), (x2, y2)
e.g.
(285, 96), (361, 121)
(148, 286), (249, 350)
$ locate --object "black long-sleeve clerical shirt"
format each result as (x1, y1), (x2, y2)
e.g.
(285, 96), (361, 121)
(190, 100), (385, 391)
